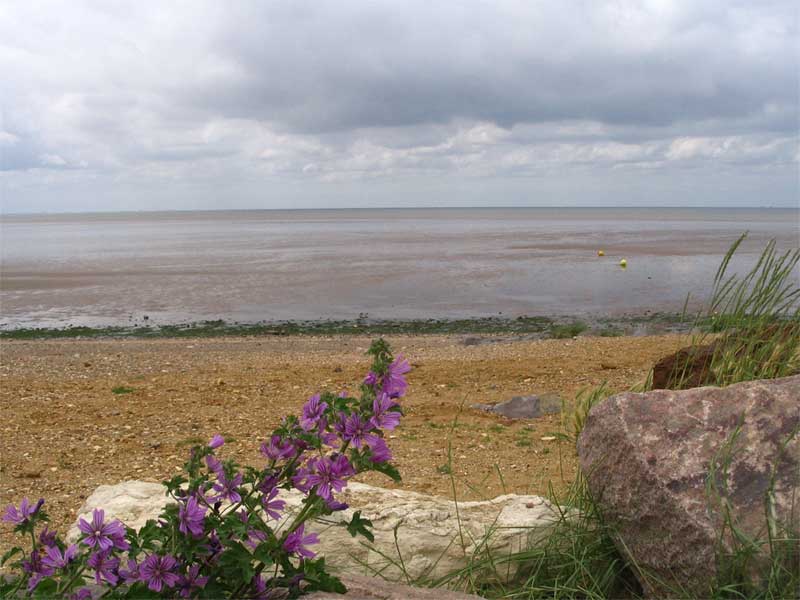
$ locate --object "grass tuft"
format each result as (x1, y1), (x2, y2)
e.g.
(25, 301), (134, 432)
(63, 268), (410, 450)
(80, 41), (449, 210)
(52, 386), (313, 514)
(651, 234), (800, 390)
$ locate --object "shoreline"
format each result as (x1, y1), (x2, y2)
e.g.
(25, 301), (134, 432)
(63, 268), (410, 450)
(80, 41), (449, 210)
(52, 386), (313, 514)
(0, 312), (691, 340)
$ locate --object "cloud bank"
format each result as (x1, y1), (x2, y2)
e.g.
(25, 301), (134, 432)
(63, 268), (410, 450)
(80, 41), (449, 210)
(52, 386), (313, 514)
(1, 0), (797, 211)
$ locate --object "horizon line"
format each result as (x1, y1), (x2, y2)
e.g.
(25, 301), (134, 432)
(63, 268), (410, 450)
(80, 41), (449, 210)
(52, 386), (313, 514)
(2, 205), (797, 217)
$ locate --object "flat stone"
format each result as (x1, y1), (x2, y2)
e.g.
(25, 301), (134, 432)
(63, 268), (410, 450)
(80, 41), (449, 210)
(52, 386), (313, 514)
(472, 393), (561, 419)
(69, 481), (559, 583)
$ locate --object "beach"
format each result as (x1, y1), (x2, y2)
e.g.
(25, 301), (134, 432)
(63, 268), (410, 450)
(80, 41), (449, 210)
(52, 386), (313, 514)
(0, 331), (688, 555)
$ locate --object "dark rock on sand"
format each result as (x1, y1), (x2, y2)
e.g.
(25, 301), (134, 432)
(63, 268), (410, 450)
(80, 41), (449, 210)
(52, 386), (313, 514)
(473, 393), (561, 419)
(578, 375), (800, 597)
(651, 341), (718, 389)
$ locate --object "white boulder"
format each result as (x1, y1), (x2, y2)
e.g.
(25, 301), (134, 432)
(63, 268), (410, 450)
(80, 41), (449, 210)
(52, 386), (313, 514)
(69, 481), (558, 582)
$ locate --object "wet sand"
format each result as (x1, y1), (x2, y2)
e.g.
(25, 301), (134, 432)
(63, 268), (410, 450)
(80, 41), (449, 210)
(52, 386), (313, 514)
(2, 207), (796, 329)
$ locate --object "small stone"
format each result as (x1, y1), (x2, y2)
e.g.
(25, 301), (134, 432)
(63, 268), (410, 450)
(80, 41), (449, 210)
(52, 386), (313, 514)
(473, 394), (561, 419)
(540, 436), (557, 442)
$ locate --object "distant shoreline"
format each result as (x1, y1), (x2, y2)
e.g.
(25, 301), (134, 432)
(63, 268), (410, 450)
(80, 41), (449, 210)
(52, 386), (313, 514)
(0, 313), (692, 340)
(1, 205), (797, 219)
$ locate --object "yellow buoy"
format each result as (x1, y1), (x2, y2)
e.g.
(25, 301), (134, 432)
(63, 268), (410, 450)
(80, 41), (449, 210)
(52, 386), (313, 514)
(597, 249), (605, 256)
(619, 258), (627, 268)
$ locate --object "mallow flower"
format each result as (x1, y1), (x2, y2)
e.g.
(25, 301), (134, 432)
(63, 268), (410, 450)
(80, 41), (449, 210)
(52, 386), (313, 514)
(381, 355), (411, 398)
(283, 523), (319, 559)
(2, 497), (44, 526)
(77, 508), (129, 551)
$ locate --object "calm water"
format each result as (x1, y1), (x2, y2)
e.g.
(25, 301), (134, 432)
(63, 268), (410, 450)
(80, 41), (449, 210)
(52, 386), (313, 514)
(1, 208), (797, 329)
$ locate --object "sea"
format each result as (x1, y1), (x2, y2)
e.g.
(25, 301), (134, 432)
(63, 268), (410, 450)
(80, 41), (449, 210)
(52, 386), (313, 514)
(0, 207), (797, 329)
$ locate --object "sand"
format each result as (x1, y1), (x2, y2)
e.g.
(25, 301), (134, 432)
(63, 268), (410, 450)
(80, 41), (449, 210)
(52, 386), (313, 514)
(0, 332), (688, 554)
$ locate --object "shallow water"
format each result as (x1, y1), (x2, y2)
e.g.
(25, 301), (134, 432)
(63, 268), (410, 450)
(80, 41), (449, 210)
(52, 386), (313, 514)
(1, 207), (797, 328)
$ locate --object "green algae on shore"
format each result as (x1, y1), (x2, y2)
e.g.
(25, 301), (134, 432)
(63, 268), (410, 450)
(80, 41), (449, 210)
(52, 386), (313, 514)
(0, 313), (690, 340)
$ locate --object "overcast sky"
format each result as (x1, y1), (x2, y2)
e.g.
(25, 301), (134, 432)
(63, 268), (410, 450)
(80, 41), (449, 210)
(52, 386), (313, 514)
(0, 1), (797, 213)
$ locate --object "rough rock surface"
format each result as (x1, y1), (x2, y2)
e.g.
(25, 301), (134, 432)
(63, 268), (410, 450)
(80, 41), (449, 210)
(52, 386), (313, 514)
(578, 375), (800, 597)
(472, 394), (561, 419)
(69, 481), (558, 582)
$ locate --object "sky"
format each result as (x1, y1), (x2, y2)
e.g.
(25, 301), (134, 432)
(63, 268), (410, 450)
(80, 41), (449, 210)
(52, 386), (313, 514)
(0, 0), (798, 213)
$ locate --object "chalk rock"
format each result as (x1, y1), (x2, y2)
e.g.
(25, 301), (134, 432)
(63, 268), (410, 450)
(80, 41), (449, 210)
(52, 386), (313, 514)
(69, 481), (558, 583)
(578, 375), (800, 597)
(472, 394), (561, 419)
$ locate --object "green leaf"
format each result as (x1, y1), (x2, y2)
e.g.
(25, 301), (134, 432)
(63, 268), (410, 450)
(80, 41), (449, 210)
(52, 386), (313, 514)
(252, 541), (276, 567)
(371, 460), (402, 483)
(32, 578), (58, 597)
(0, 546), (22, 566)
(303, 558), (348, 594)
(218, 541), (255, 582)
(162, 474), (187, 495)
(346, 510), (375, 543)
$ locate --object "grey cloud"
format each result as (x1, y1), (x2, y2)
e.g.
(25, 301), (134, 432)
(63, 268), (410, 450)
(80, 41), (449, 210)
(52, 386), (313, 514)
(193, 1), (798, 133)
(0, 0), (797, 211)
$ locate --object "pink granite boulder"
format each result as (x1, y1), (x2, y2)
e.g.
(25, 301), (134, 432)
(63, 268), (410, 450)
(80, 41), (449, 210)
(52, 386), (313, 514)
(577, 375), (799, 597)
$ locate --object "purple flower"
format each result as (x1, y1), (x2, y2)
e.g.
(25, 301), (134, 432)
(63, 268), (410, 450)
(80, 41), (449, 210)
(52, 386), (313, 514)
(283, 523), (319, 559)
(139, 554), (180, 592)
(21, 550), (54, 591)
(341, 413), (379, 449)
(363, 371), (378, 387)
(305, 455), (354, 502)
(87, 550), (120, 585)
(208, 434), (225, 449)
(178, 564), (209, 598)
(205, 454), (224, 475)
(2, 497), (44, 526)
(381, 355), (411, 398)
(178, 496), (206, 537)
(367, 436), (393, 463)
(77, 508), (129, 551)
(260, 435), (297, 462)
(261, 487), (285, 520)
(291, 467), (313, 494)
(370, 393), (401, 431)
(212, 471), (243, 503)
(300, 394), (328, 431)
(246, 526), (268, 550)
(70, 588), (93, 600)
(42, 544), (79, 570)
(38, 526), (58, 547)
(119, 558), (140, 582)
(326, 499), (349, 511)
